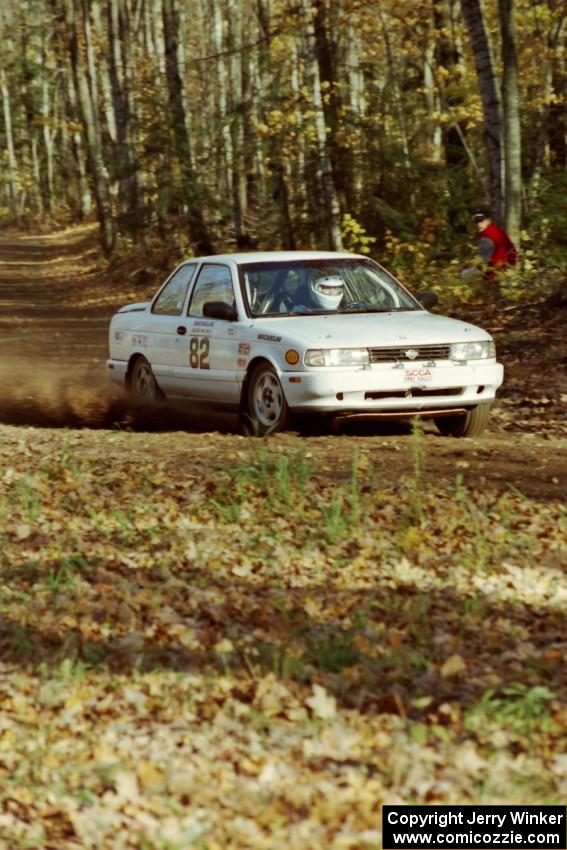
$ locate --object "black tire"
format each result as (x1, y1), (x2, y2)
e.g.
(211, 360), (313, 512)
(243, 362), (290, 434)
(128, 357), (159, 403)
(434, 403), (491, 438)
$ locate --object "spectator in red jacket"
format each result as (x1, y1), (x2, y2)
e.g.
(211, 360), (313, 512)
(472, 208), (518, 276)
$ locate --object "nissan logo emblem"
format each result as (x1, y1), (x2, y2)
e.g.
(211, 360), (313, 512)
(405, 349), (419, 360)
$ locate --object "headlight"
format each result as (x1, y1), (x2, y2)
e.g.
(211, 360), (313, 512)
(304, 348), (370, 367)
(450, 340), (496, 361)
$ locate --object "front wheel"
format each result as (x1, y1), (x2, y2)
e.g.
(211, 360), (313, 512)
(128, 357), (159, 403)
(434, 403), (491, 438)
(243, 362), (290, 434)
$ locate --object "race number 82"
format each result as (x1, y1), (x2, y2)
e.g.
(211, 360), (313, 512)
(189, 336), (210, 369)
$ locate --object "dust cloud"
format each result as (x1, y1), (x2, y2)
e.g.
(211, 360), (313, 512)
(0, 355), (127, 428)
(0, 354), (238, 433)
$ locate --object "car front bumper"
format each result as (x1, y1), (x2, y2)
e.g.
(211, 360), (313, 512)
(282, 360), (504, 413)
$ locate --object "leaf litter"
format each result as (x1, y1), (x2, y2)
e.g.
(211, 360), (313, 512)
(0, 423), (565, 850)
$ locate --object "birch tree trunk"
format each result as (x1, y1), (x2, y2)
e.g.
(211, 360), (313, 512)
(424, 22), (443, 164)
(290, 40), (306, 210)
(498, 0), (522, 245)
(227, 0), (248, 245)
(460, 0), (504, 223)
(41, 35), (55, 214)
(0, 67), (20, 217)
(345, 20), (365, 203)
(20, 13), (44, 214)
(64, 0), (116, 254)
(91, 0), (118, 143)
(213, 0), (232, 199)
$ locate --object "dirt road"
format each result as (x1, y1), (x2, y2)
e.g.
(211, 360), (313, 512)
(0, 227), (565, 499)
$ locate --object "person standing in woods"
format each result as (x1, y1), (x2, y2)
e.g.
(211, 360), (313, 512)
(471, 208), (518, 278)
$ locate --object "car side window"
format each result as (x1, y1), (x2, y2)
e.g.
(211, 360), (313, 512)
(188, 264), (234, 318)
(152, 264), (197, 315)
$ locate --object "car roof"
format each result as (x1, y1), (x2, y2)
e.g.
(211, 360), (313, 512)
(183, 251), (366, 264)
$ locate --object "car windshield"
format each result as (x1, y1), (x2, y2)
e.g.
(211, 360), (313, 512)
(239, 258), (422, 317)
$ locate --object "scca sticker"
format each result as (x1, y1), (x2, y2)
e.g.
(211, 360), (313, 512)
(257, 333), (282, 343)
(405, 368), (432, 380)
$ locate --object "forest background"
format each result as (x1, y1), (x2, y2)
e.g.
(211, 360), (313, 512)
(0, 0), (565, 298)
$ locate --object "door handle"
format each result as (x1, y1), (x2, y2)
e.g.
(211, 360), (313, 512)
(177, 325), (187, 336)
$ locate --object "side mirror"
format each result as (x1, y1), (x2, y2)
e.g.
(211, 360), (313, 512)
(203, 301), (237, 321)
(416, 291), (438, 309)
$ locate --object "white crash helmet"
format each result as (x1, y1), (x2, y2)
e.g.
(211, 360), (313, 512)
(310, 275), (344, 310)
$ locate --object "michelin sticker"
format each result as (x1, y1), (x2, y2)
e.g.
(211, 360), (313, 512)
(192, 320), (214, 336)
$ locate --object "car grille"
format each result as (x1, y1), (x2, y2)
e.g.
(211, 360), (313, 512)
(368, 344), (451, 363)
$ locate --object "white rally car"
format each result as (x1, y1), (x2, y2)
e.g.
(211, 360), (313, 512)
(107, 252), (503, 436)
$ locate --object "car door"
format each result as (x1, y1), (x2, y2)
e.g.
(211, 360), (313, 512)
(145, 263), (198, 394)
(173, 263), (241, 402)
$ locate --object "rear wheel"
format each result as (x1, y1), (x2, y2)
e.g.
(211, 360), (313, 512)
(435, 404), (491, 438)
(243, 362), (289, 434)
(129, 357), (158, 403)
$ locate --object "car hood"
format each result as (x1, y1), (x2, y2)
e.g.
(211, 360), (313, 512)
(251, 311), (492, 347)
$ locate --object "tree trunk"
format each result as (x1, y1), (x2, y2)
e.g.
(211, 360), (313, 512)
(345, 18), (365, 203)
(66, 68), (93, 218)
(312, 0), (351, 207)
(0, 68), (20, 217)
(64, 0), (116, 254)
(91, 0), (118, 143)
(548, 8), (566, 167)
(41, 35), (55, 214)
(213, 0), (232, 199)
(162, 0), (214, 254)
(257, 0), (296, 249)
(498, 0), (522, 246)
(302, 0), (343, 249)
(460, 0), (504, 223)
(434, 0), (468, 167)
(108, 0), (142, 237)
(20, 10), (44, 214)
(227, 0), (248, 246)
(424, 22), (443, 164)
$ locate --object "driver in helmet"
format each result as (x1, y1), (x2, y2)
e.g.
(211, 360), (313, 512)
(293, 274), (345, 312)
